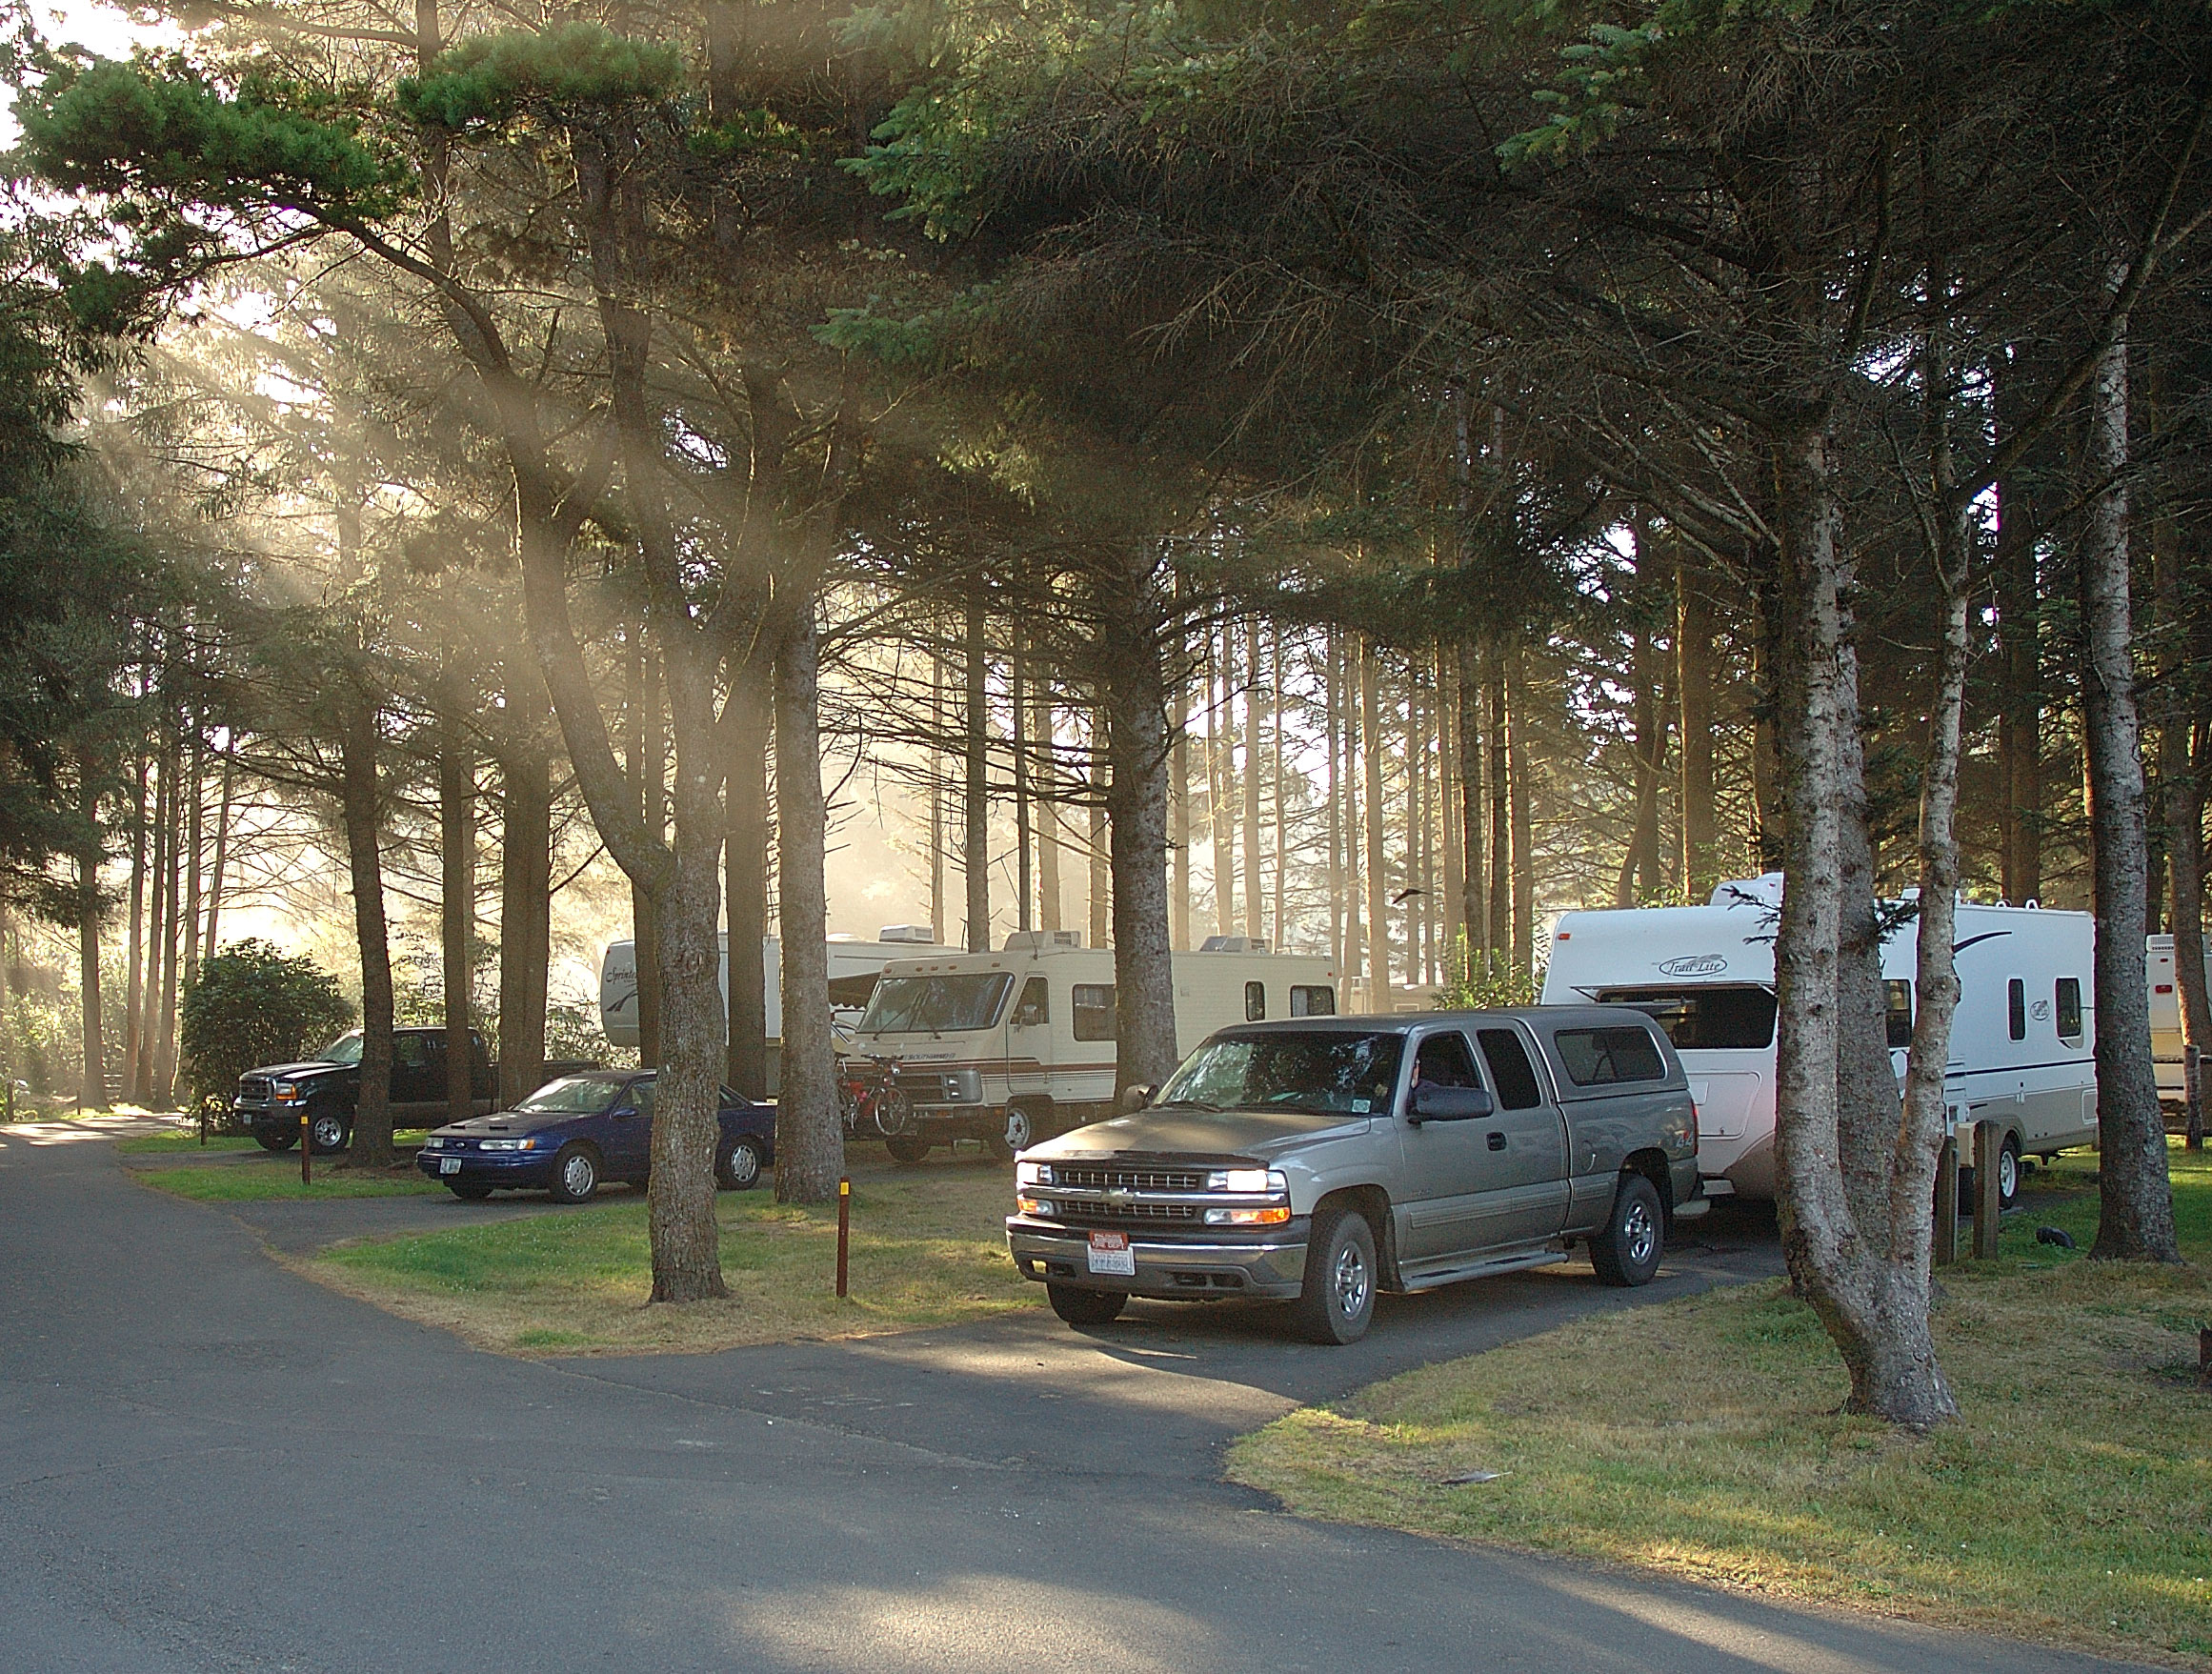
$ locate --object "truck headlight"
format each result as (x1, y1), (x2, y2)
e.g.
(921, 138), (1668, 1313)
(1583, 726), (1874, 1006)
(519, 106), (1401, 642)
(271, 1081), (299, 1101)
(1016, 1196), (1056, 1218)
(1207, 1168), (1283, 1195)
(1205, 1205), (1292, 1226)
(1016, 1161), (1052, 1187)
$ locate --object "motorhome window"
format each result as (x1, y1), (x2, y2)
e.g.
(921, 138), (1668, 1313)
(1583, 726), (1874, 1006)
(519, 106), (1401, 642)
(2008, 978), (2026, 1041)
(1553, 1026), (1667, 1087)
(858, 973), (1015, 1035)
(1013, 977), (1049, 1027)
(1290, 985), (1336, 1017)
(1885, 980), (1915, 1050)
(1155, 1030), (1405, 1118)
(1414, 1031), (1480, 1089)
(1245, 981), (1266, 1021)
(2056, 978), (2083, 1041)
(1477, 1029), (1544, 1110)
(1072, 984), (1116, 1041)
(1591, 986), (1775, 1050)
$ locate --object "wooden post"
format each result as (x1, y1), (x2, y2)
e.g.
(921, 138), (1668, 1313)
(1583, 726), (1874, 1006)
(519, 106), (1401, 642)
(1972, 1119), (2002, 1260)
(1933, 1133), (1959, 1265)
(2186, 1042), (2202, 1152)
(835, 1176), (851, 1298)
(301, 1107), (312, 1186)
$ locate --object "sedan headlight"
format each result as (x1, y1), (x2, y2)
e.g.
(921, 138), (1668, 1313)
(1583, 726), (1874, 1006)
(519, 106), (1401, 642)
(1206, 1168), (1284, 1195)
(1016, 1161), (1052, 1187)
(478, 1138), (538, 1152)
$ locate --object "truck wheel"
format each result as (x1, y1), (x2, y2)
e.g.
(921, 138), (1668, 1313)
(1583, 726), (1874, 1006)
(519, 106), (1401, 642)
(1290, 1201), (1377, 1344)
(885, 1133), (929, 1165)
(253, 1128), (297, 1153)
(1048, 1283), (1125, 1326)
(448, 1181), (493, 1201)
(1590, 1174), (1664, 1287)
(549, 1142), (600, 1203)
(715, 1135), (765, 1191)
(988, 1105), (1034, 1161)
(308, 1111), (351, 1155)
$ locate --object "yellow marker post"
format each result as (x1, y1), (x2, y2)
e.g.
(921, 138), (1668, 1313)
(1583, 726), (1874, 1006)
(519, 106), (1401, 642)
(300, 1107), (312, 1186)
(835, 1177), (851, 1298)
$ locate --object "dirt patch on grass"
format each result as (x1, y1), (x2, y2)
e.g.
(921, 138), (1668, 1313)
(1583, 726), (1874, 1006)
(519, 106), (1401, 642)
(303, 1154), (1039, 1354)
(1231, 1145), (2212, 1665)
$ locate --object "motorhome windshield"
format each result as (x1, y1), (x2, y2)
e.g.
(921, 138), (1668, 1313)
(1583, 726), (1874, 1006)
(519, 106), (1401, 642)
(1155, 1030), (1404, 1118)
(859, 972), (1016, 1035)
(1594, 985), (1777, 1051)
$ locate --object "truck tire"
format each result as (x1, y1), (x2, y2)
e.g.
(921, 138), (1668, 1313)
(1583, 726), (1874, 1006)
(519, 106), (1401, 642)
(254, 1128), (297, 1153)
(1048, 1283), (1125, 1326)
(1290, 1201), (1377, 1344)
(884, 1133), (929, 1165)
(307, 1110), (351, 1156)
(1590, 1173), (1663, 1287)
(988, 1105), (1034, 1161)
(549, 1142), (600, 1203)
(715, 1135), (766, 1192)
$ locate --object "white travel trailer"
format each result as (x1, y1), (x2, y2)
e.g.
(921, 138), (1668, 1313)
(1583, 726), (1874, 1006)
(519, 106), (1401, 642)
(848, 931), (1341, 1159)
(1542, 876), (2099, 1206)
(598, 928), (956, 1071)
(2148, 935), (2211, 1109)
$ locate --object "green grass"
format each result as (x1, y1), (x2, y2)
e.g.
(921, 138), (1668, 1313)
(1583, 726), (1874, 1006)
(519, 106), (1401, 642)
(1232, 1141), (2212, 1666)
(114, 1131), (260, 1156)
(311, 1159), (1037, 1354)
(134, 1163), (444, 1200)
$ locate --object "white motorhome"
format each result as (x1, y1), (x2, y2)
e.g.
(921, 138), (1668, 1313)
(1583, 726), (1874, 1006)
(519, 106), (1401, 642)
(848, 931), (1341, 1159)
(2149, 934), (2211, 1108)
(1542, 876), (2099, 1207)
(598, 928), (957, 1078)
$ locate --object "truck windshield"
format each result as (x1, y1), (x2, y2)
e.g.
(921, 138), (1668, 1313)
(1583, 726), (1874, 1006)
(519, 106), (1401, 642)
(1155, 1031), (1405, 1118)
(1592, 985), (1777, 1050)
(315, 1032), (365, 1065)
(859, 973), (1016, 1035)
(514, 1078), (626, 1115)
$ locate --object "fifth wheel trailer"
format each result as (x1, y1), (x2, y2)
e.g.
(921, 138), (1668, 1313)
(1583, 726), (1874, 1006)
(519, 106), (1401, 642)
(1541, 876), (2099, 1205)
(2148, 935), (2211, 1111)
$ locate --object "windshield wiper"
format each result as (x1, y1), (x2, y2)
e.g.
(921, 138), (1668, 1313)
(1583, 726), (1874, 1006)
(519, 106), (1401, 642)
(1152, 1099), (1223, 1112)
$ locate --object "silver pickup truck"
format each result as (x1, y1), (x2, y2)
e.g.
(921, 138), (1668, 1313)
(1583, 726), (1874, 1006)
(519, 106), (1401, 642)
(1006, 1006), (1705, 1342)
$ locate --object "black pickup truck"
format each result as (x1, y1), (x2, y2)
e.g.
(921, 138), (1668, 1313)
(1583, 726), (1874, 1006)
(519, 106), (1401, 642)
(231, 1028), (593, 1155)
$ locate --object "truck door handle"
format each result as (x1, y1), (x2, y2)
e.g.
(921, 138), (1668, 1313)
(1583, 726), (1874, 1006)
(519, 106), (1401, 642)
(1487, 1131), (1507, 1151)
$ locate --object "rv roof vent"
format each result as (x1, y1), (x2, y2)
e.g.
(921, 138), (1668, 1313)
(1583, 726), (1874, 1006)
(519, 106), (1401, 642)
(1003, 929), (1083, 953)
(1198, 935), (1271, 954)
(877, 924), (937, 944)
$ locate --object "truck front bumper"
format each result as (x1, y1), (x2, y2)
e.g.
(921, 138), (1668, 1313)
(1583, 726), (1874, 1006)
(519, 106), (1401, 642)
(1006, 1216), (1309, 1300)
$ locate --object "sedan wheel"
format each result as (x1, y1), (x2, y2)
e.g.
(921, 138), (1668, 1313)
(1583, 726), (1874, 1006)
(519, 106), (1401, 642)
(549, 1142), (599, 1203)
(716, 1135), (766, 1191)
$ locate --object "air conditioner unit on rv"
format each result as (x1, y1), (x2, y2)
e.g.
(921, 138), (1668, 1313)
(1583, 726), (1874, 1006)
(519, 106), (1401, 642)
(1003, 930), (1083, 953)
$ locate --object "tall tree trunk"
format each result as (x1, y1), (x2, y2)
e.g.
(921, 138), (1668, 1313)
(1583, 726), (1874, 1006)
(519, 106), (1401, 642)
(2160, 516), (2209, 1151)
(122, 754), (146, 1098)
(2080, 305), (2178, 1261)
(496, 743), (552, 1107)
(1243, 619), (1264, 942)
(1361, 639), (1389, 997)
(1486, 657), (1510, 959)
(1171, 664), (1190, 950)
(1456, 643), (1486, 960)
(1677, 554), (1719, 901)
(964, 590), (991, 953)
(132, 745), (170, 1103)
(76, 770), (105, 1112)
(440, 704), (475, 1126)
(774, 608), (841, 1202)
(340, 697), (396, 1167)
(151, 731), (182, 1108)
(1327, 630), (1344, 974)
(1014, 640), (1033, 933)
(1100, 548), (1176, 1093)
(1996, 353), (2045, 905)
(1345, 639), (1364, 985)
(1036, 689), (1062, 935)
(1272, 628), (1288, 953)
(1751, 566), (1786, 873)
(929, 654), (945, 942)
(1088, 716), (1111, 950)
(1506, 646), (1535, 974)
(724, 676), (772, 1100)
(631, 636), (664, 1066)
(202, 741), (234, 951)
(181, 719), (203, 993)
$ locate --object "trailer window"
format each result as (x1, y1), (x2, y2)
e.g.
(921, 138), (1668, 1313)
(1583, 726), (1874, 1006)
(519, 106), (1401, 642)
(1290, 984), (1336, 1017)
(1072, 984), (1116, 1041)
(1886, 980), (1915, 1050)
(1591, 986), (1775, 1051)
(2007, 978), (2026, 1041)
(1553, 1026), (1667, 1087)
(1477, 1029), (1545, 1111)
(1245, 981), (1266, 1021)
(858, 972), (1015, 1035)
(2054, 978), (2082, 1042)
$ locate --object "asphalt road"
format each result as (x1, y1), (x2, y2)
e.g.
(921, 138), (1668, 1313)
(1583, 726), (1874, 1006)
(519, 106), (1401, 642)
(0, 1119), (2159, 1674)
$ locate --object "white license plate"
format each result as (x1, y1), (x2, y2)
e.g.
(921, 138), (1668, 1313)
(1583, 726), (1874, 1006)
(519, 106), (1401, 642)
(1086, 1230), (1136, 1278)
(438, 1158), (461, 1175)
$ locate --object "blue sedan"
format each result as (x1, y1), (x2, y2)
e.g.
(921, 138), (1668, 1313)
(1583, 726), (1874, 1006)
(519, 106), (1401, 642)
(416, 1071), (774, 1202)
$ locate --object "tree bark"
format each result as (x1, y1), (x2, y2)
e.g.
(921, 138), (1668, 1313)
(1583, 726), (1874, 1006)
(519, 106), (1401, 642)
(724, 675), (771, 1100)
(203, 741), (234, 951)
(1100, 546), (1176, 1093)
(2154, 518), (2207, 1149)
(774, 608), (841, 1202)
(440, 703), (475, 1126)
(1456, 642), (1485, 959)
(1272, 627), (1288, 953)
(1995, 353), (2044, 905)
(132, 743), (170, 1104)
(1678, 555), (1719, 900)
(1486, 657), (1509, 960)
(1361, 639), (1389, 996)
(180, 719), (203, 993)
(1213, 627), (1234, 939)
(1014, 639), (1033, 933)
(1036, 688), (1062, 934)
(1088, 706), (1110, 949)
(1170, 664), (1190, 949)
(495, 742), (552, 1107)
(122, 754), (146, 1099)
(1243, 619), (1264, 942)
(1327, 630), (1344, 974)
(340, 697), (396, 1167)
(76, 770), (105, 1112)
(629, 634), (664, 1066)
(964, 590), (991, 953)
(1506, 646), (1535, 974)
(151, 731), (182, 1109)
(2080, 303), (2178, 1261)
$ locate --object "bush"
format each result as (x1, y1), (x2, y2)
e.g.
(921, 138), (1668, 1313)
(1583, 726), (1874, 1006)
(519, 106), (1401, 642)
(179, 940), (353, 1111)
(1432, 933), (1541, 1010)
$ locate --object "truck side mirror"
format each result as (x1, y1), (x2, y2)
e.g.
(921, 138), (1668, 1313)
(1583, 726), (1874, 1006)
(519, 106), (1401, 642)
(1409, 1083), (1495, 1123)
(1118, 1083), (1156, 1114)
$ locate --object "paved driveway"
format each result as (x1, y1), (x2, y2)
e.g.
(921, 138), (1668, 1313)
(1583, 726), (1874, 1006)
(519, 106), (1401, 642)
(0, 1120), (2157, 1674)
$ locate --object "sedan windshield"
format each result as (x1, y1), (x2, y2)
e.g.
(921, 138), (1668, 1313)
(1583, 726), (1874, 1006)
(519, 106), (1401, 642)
(859, 973), (1015, 1035)
(514, 1078), (626, 1116)
(315, 1032), (364, 1065)
(1155, 1031), (1405, 1118)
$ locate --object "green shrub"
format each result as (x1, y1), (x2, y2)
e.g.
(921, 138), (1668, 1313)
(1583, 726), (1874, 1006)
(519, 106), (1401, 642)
(179, 940), (352, 1111)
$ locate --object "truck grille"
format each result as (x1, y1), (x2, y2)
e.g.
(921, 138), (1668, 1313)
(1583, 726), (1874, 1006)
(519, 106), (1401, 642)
(1052, 1164), (1208, 1194)
(236, 1078), (271, 1104)
(1061, 1200), (1201, 1225)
